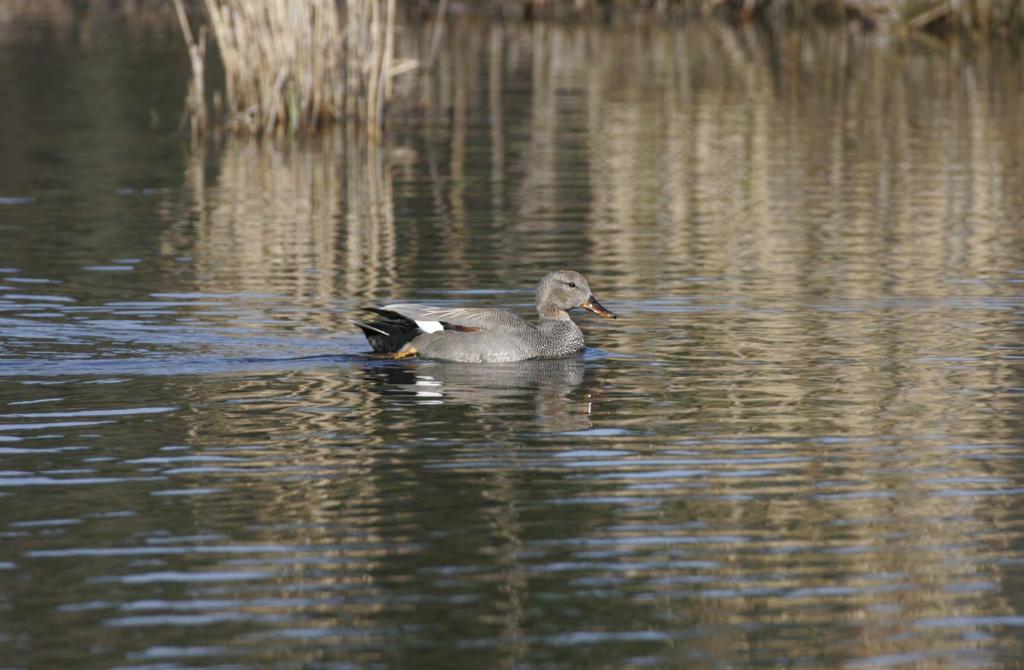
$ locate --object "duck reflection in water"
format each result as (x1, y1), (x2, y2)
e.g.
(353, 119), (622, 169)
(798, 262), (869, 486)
(366, 357), (594, 433)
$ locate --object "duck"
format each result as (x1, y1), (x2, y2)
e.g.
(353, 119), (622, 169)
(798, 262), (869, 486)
(354, 270), (617, 363)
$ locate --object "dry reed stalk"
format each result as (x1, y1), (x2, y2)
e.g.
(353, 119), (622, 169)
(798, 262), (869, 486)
(469, 0), (1023, 36)
(427, 0), (450, 68)
(894, 0), (1022, 33)
(172, 0), (207, 138)
(345, 0), (416, 129)
(174, 0), (417, 137)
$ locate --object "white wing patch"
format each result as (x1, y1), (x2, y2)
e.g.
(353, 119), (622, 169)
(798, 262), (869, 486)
(415, 320), (444, 333)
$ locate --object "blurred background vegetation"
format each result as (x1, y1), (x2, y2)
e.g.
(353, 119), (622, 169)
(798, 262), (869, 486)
(10, 0), (1010, 137)
(440, 0), (1024, 34)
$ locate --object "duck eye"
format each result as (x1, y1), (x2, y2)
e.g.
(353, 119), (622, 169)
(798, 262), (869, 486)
(568, 282), (576, 288)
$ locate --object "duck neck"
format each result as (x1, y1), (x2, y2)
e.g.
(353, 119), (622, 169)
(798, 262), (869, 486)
(537, 315), (585, 357)
(537, 303), (571, 321)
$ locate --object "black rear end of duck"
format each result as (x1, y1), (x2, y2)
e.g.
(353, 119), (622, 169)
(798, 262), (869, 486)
(353, 308), (422, 354)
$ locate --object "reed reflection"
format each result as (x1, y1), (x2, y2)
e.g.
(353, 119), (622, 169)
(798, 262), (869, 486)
(145, 17), (1024, 669)
(367, 357), (591, 432)
(419, 21), (1024, 665)
(162, 130), (400, 321)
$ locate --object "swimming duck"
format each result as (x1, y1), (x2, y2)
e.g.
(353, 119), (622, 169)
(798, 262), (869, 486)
(354, 270), (617, 363)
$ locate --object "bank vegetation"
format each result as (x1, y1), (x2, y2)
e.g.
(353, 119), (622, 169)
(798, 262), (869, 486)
(496, 0), (1024, 34)
(165, 0), (1024, 138)
(172, 0), (419, 137)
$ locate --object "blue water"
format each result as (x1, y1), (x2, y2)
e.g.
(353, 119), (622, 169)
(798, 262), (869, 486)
(3, 10), (1024, 669)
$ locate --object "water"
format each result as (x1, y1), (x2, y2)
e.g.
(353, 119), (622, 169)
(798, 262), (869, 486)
(3, 8), (1024, 668)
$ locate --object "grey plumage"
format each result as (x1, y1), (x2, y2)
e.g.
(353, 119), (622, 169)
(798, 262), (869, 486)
(354, 270), (617, 363)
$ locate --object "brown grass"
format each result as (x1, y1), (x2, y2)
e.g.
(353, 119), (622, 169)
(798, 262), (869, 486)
(166, 0), (1024, 137)
(173, 0), (418, 137)
(472, 0), (1024, 35)
(172, 0), (207, 138)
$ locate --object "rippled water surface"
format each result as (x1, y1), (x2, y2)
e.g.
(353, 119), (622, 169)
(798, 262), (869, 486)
(4, 9), (1024, 669)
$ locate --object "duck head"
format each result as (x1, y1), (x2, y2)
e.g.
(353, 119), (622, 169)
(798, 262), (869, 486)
(536, 270), (617, 320)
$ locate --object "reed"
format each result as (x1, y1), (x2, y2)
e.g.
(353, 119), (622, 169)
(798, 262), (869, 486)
(172, 0), (207, 138)
(896, 0), (1024, 34)
(755, 0), (1024, 33)
(472, 0), (1024, 35)
(173, 0), (418, 136)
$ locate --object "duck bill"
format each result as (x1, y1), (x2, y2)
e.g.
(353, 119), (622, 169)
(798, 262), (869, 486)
(580, 295), (617, 319)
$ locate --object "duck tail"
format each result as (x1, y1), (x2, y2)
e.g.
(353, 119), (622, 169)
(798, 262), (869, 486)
(353, 308), (422, 354)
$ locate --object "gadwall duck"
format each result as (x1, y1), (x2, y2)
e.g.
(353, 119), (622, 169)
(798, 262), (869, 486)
(354, 270), (617, 363)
